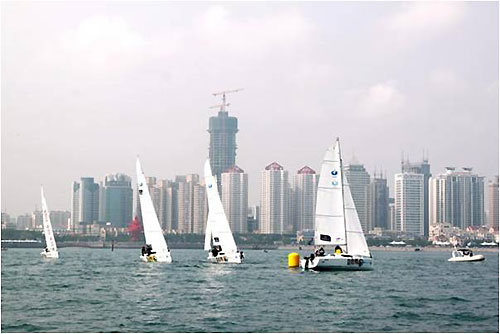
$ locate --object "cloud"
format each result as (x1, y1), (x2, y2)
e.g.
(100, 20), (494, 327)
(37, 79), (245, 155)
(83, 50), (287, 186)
(48, 15), (146, 73)
(429, 68), (466, 94)
(384, 2), (466, 42)
(358, 81), (405, 116)
(194, 6), (314, 55)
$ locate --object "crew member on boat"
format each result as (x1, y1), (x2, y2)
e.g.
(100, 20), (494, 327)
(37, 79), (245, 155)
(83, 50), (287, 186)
(334, 245), (343, 255)
(211, 245), (221, 257)
(315, 247), (325, 257)
(144, 244), (155, 256)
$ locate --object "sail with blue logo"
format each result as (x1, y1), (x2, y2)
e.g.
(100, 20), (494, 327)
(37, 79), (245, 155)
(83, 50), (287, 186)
(314, 138), (371, 257)
(314, 139), (347, 246)
(204, 159), (238, 254)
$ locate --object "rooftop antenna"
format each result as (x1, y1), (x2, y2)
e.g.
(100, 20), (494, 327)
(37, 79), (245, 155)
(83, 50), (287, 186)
(212, 88), (244, 113)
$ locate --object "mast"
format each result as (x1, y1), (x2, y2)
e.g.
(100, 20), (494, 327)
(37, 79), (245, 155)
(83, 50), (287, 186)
(338, 138), (349, 254)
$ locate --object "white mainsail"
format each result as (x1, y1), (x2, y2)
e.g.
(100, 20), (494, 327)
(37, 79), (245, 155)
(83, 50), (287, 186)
(314, 138), (371, 257)
(204, 159), (238, 255)
(314, 140), (347, 246)
(41, 187), (58, 254)
(136, 158), (171, 262)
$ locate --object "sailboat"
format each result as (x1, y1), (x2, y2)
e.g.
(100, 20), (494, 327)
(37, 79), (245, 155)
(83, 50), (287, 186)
(40, 187), (59, 259)
(136, 158), (172, 263)
(204, 159), (243, 264)
(300, 138), (373, 271)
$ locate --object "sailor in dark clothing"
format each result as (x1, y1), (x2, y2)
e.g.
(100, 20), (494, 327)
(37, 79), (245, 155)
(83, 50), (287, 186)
(211, 245), (221, 257)
(145, 244), (155, 256)
(240, 251), (244, 260)
(141, 246), (146, 256)
(315, 247), (325, 256)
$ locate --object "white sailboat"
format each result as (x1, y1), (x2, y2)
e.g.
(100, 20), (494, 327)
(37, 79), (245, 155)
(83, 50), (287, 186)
(40, 187), (59, 259)
(136, 158), (172, 263)
(300, 138), (373, 271)
(204, 159), (243, 264)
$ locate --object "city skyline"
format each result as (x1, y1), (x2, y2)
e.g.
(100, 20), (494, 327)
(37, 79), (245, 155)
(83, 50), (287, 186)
(2, 2), (498, 215)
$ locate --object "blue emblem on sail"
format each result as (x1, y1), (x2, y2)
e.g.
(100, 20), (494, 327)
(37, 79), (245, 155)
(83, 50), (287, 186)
(331, 170), (338, 176)
(332, 180), (338, 186)
(208, 184), (212, 188)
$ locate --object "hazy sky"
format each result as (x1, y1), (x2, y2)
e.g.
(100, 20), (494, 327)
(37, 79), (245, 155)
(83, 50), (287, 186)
(2, 1), (498, 215)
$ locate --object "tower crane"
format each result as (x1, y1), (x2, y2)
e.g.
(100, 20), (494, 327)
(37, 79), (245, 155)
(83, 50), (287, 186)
(211, 88), (243, 112)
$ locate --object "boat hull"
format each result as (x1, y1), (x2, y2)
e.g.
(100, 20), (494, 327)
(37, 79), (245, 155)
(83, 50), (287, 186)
(40, 250), (59, 259)
(207, 252), (242, 264)
(448, 255), (485, 262)
(300, 254), (373, 271)
(140, 254), (172, 263)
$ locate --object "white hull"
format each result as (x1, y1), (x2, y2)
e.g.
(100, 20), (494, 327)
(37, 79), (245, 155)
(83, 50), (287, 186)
(300, 254), (373, 271)
(140, 253), (172, 263)
(40, 250), (59, 259)
(207, 252), (242, 264)
(448, 255), (485, 262)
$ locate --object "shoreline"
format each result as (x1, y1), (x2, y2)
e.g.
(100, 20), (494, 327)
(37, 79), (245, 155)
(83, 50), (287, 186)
(277, 245), (499, 253)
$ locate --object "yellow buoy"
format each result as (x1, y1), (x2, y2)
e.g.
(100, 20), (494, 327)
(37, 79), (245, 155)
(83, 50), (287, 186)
(288, 252), (300, 268)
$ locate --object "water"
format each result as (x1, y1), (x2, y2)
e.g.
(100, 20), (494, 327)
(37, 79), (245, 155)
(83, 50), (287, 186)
(2, 248), (498, 333)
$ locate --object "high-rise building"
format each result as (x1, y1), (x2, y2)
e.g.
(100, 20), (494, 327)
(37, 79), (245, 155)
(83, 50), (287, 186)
(260, 162), (289, 234)
(247, 206), (260, 233)
(49, 211), (71, 230)
(208, 108), (238, 191)
(176, 174), (207, 234)
(429, 167), (484, 229)
(1, 213), (17, 229)
(221, 166), (248, 233)
(71, 177), (99, 231)
(16, 214), (32, 230)
(31, 210), (43, 229)
(192, 183), (207, 234)
(489, 176), (499, 231)
(100, 173), (133, 228)
(345, 163), (371, 233)
(388, 198), (396, 230)
(395, 173), (424, 235)
(293, 166), (317, 233)
(158, 180), (178, 232)
(401, 158), (431, 236)
(369, 174), (389, 230)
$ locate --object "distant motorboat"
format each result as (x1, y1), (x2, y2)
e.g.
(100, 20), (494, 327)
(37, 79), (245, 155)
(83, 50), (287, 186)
(448, 248), (485, 262)
(480, 241), (497, 247)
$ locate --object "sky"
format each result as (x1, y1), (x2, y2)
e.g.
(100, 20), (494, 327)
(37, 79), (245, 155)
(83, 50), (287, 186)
(1, 1), (498, 215)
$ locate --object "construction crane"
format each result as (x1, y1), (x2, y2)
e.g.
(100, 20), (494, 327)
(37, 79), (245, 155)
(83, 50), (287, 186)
(209, 103), (230, 110)
(212, 88), (243, 112)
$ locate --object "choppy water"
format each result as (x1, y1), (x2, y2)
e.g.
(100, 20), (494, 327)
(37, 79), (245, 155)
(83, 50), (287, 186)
(1, 248), (498, 332)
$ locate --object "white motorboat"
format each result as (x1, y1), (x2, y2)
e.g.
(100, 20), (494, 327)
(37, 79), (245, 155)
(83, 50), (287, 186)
(448, 248), (485, 262)
(136, 158), (172, 263)
(204, 159), (243, 264)
(300, 138), (373, 271)
(40, 187), (59, 259)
